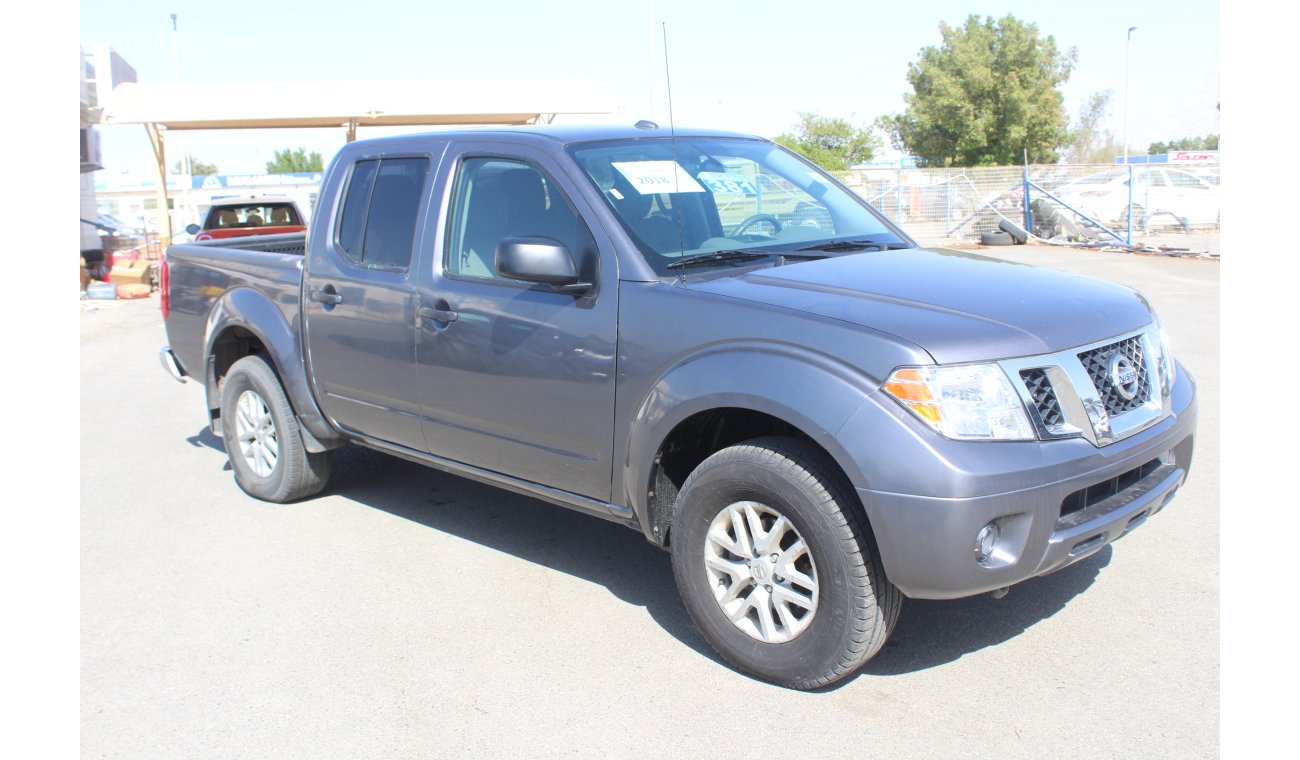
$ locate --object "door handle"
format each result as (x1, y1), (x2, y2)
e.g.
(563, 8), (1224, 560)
(418, 305), (459, 324)
(311, 288), (344, 306)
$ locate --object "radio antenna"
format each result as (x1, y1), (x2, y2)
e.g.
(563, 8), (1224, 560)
(663, 22), (677, 138)
(662, 22), (687, 270)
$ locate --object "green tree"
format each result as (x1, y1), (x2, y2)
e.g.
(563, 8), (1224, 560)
(880, 14), (1076, 167)
(774, 113), (878, 171)
(265, 147), (324, 174)
(1148, 134), (1219, 155)
(172, 155), (219, 176)
(1065, 90), (1123, 164)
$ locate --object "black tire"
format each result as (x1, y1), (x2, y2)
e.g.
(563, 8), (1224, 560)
(980, 230), (1015, 246)
(997, 219), (1030, 244)
(670, 436), (901, 689)
(219, 354), (331, 503)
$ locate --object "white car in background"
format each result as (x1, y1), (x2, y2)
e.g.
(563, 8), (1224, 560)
(1051, 167), (1219, 229)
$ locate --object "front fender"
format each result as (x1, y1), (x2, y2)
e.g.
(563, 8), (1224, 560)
(203, 287), (339, 447)
(622, 341), (881, 540)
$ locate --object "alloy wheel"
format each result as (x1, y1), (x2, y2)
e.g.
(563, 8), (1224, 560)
(703, 501), (819, 643)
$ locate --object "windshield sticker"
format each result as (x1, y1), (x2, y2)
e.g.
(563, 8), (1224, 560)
(697, 172), (759, 195)
(613, 161), (705, 194)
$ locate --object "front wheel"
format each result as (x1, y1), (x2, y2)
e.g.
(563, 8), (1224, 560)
(219, 354), (331, 502)
(670, 437), (900, 689)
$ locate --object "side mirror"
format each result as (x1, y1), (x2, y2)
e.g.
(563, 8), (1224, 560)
(495, 237), (592, 294)
(185, 223), (201, 235)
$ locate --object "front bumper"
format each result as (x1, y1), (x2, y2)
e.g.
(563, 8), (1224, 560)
(839, 362), (1196, 600)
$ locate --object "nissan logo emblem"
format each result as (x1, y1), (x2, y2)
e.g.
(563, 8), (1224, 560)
(1108, 354), (1141, 401)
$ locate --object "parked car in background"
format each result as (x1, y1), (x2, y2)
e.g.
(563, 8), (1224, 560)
(1050, 168), (1219, 230)
(185, 197), (307, 241)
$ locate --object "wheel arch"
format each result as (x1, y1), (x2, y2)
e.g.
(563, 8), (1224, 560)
(623, 345), (881, 549)
(202, 287), (341, 450)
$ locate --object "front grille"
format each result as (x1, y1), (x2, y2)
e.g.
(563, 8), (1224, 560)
(1020, 368), (1064, 428)
(1077, 337), (1150, 417)
(1058, 458), (1163, 524)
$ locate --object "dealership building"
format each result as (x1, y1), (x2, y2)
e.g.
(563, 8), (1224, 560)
(94, 171), (323, 232)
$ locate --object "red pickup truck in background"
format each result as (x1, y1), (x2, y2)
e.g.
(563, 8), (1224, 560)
(186, 197), (307, 241)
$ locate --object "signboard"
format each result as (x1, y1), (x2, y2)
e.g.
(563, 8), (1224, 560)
(195, 172), (322, 189)
(94, 176), (186, 192)
(1169, 150), (1219, 163)
(1117, 151), (1218, 165)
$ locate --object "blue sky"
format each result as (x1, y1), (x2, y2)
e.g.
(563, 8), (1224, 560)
(80, 0), (1220, 175)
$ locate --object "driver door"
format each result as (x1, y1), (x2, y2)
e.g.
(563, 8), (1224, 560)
(415, 145), (620, 501)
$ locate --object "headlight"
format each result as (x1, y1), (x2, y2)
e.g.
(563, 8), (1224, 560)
(883, 364), (1035, 441)
(1151, 316), (1176, 402)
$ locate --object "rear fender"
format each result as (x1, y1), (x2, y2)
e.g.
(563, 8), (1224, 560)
(203, 287), (341, 449)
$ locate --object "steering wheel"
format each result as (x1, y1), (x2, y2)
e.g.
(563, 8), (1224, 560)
(732, 214), (783, 237)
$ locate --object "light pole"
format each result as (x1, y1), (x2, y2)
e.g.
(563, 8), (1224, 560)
(170, 13), (193, 228)
(1123, 26), (1137, 165)
(1123, 26), (1137, 245)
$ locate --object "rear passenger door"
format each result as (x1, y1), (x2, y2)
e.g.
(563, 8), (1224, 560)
(304, 148), (443, 451)
(415, 144), (619, 501)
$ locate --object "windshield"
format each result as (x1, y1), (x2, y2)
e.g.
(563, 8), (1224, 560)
(568, 137), (907, 276)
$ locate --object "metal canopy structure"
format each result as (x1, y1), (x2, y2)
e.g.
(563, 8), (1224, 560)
(98, 79), (623, 242)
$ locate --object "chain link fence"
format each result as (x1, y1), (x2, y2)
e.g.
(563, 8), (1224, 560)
(835, 162), (1221, 245)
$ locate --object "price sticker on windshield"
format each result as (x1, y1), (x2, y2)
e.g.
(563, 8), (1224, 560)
(612, 161), (705, 194)
(698, 172), (759, 195)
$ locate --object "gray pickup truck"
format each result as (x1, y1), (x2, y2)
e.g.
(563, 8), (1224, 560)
(159, 123), (1196, 689)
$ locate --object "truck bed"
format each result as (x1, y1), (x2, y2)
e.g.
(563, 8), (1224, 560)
(164, 233), (308, 379)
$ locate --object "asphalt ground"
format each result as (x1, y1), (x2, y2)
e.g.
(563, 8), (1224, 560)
(80, 246), (1220, 759)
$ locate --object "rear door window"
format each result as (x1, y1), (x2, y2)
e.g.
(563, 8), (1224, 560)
(335, 157), (430, 270)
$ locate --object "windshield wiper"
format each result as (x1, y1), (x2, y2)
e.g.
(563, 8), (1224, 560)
(666, 250), (772, 269)
(795, 239), (908, 253)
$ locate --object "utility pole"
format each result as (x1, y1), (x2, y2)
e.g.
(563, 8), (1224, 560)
(1123, 26), (1137, 165)
(170, 13), (193, 229)
(1123, 26), (1137, 246)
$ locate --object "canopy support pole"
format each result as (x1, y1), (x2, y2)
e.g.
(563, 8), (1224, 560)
(144, 123), (173, 246)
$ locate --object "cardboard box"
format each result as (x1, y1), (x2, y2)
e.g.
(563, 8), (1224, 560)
(109, 259), (153, 287)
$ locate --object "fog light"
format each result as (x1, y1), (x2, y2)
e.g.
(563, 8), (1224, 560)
(976, 522), (1001, 564)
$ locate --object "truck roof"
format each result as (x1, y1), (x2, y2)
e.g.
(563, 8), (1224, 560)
(343, 122), (765, 149)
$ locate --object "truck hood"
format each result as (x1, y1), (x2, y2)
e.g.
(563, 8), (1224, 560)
(689, 247), (1154, 364)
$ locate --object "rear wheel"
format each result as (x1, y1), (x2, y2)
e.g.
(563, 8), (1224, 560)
(220, 354), (331, 502)
(670, 437), (900, 689)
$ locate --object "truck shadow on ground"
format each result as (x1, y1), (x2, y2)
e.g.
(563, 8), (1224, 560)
(857, 546), (1111, 679)
(187, 427), (231, 469)
(192, 433), (1112, 685)
(315, 444), (718, 662)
